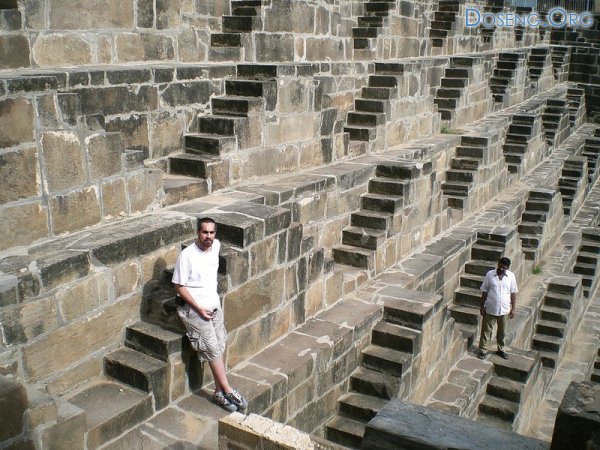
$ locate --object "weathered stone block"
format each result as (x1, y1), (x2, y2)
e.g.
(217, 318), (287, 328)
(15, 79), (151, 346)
(0, 35), (30, 70)
(22, 293), (140, 381)
(136, 0), (154, 28)
(76, 86), (159, 116)
(264, 2), (314, 33)
(156, 0), (192, 29)
(98, 36), (112, 64)
(160, 81), (211, 107)
(112, 261), (140, 299)
(550, 381), (600, 450)
(86, 132), (124, 180)
(36, 94), (61, 128)
(0, 375), (27, 441)
(57, 272), (110, 322)
(101, 178), (128, 219)
(49, 0), (134, 29)
(250, 236), (278, 277)
(0, 146), (40, 204)
(255, 33), (295, 62)
(151, 111), (183, 158)
(0, 97), (34, 148)
(224, 268), (285, 330)
(266, 114), (319, 146)
(221, 202), (291, 237)
(38, 401), (86, 450)
(115, 33), (174, 62)
(1, 295), (59, 345)
(305, 37), (345, 61)
(0, 202), (49, 251)
(49, 187), (102, 234)
(105, 114), (150, 150)
(41, 131), (86, 193)
(126, 169), (162, 213)
(196, 0), (230, 16)
(32, 34), (92, 66)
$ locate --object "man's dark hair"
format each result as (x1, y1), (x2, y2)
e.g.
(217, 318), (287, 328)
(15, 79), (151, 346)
(499, 257), (511, 267)
(198, 217), (216, 231)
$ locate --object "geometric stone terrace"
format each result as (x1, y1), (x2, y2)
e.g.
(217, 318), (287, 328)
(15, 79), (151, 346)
(1, 0), (600, 448)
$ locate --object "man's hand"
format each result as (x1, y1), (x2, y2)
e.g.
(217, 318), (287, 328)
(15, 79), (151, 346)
(197, 307), (213, 320)
(480, 306), (485, 316)
(509, 308), (515, 319)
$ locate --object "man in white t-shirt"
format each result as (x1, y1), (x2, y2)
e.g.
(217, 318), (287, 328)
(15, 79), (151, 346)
(172, 217), (247, 412)
(477, 256), (518, 360)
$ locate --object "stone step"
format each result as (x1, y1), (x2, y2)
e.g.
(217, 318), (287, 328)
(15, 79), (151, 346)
(540, 305), (569, 323)
(454, 287), (482, 308)
(349, 366), (399, 400)
(326, 415), (365, 449)
(361, 86), (397, 100)
(465, 260), (495, 277)
(368, 177), (411, 197)
(355, 98), (390, 115)
(361, 192), (404, 213)
(537, 349), (559, 369)
(376, 162), (426, 180)
(431, 19), (454, 30)
(185, 133), (237, 156)
(477, 411), (513, 431)
(211, 33), (242, 47)
(369, 75), (399, 88)
(358, 15), (388, 27)
(225, 79), (277, 109)
(371, 321), (422, 353)
(198, 115), (245, 136)
(375, 62), (412, 75)
(486, 376), (524, 403)
(471, 244), (504, 262)
(451, 157), (480, 171)
(535, 319), (566, 338)
(446, 170), (474, 183)
(434, 97), (458, 109)
(382, 290), (440, 331)
(460, 273), (483, 289)
(211, 96), (264, 116)
(436, 88), (462, 99)
(543, 292), (574, 309)
(365, 1), (395, 13)
(338, 392), (388, 423)
(342, 226), (386, 251)
(125, 321), (184, 362)
(347, 111), (387, 127)
(361, 345), (412, 377)
(441, 77), (468, 88)
(162, 174), (209, 206)
(352, 26), (379, 38)
(222, 15), (262, 32)
(444, 68), (470, 79)
(448, 304), (479, 325)
(208, 46), (241, 62)
(456, 145), (484, 158)
(577, 251), (599, 265)
(333, 245), (374, 270)
(104, 347), (170, 410)
(522, 211), (547, 222)
(344, 125), (377, 141)
(169, 152), (222, 179)
(492, 351), (538, 383)
(520, 234), (541, 249)
(67, 380), (153, 450)
(478, 396), (518, 423)
(351, 209), (392, 230)
(532, 333), (562, 353)
(518, 222), (544, 235)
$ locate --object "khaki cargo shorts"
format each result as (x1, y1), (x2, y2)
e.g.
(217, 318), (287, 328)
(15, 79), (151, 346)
(177, 304), (227, 362)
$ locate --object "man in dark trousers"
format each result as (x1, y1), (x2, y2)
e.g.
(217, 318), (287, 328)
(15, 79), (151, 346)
(478, 256), (518, 360)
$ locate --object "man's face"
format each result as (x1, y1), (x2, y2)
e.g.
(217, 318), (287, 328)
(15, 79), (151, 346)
(496, 263), (509, 276)
(197, 222), (216, 250)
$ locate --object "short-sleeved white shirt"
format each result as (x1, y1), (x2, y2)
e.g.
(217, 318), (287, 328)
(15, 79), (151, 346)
(172, 239), (221, 310)
(480, 268), (518, 316)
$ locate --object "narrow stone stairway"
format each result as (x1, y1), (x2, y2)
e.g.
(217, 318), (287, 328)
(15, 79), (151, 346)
(542, 99), (571, 147)
(502, 113), (537, 176)
(429, 0), (459, 48)
(573, 228), (600, 298)
(209, 0), (266, 61)
(517, 189), (556, 261)
(527, 47), (551, 81)
(434, 59), (472, 122)
(477, 349), (544, 433)
(558, 157), (587, 216)
(581, 134), (600, 187)
(490, 52), (525, 105)
(352, 0), (395, 50)
(592, 347), (600, 383)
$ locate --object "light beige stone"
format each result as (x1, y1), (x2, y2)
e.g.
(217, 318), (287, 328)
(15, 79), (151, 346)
(86, 132), (123, 180)
(305, 280), (324, 318)
(49, 0), (134, 30)
(22, 293), (141, 382)
(0, 202), (49, 251)
(0, 97), (34, 148)
(0, 295), (59, 345)
(177, 28), (208, 62)
(57, 272), (111, 322)
(32, 34), (93, 67)
(250, 236), (278, 277)
(115, 33), (175, 62)
(101, 178), (128, 219)
(244, 145), (298, 179)
(41, 131), (86, 193)
(140, 245), (179, 284)
(49, 187), (102, 235)
(126, 169), (162, 213)
(265, 114), (319, 146)
(112, 261), (140, 299)
(44, 355), (103, 395)
(98, 36), (113, 64)
(0, 146), (40, 204)
(151, 111), (183, 158)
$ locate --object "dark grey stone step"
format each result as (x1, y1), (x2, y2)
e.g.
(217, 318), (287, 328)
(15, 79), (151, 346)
(492, 351), (537, 383)
(478, 396), (518, 423)
(451, 157), (480, 171)
(347, 111), (386, 126)
(344, 125), (377, 141)
(577, 251), (599, 265)
(375, 62), (411, 75)
(460, 273), (483, 289)
(125, 321), (184, 362)
(225, 79), (277, 109)
(456, 145), (484, 158)
(352, 26), (379, 38)
(444, 68), (470, 79)
(208, 46), (241, 62)
(372, 321), (422, 353)
(342, 226), (386, 251)
(518, 223), (544, 235)
(339, 393), (388, 423)
(540, 305), (569, 323)
(185, 133), (237, 156)
(68, 381), (153, 450)
(351, 209), (392, 230)
(222, 15), (261, 32)
(361, 345), (412, 377)
(369, 75), (399, 88)
(454, 287), (482, 308)
(434, 97), (457, 109)
(366, 2), (395, 12)
(162, 174), (209, 206)
(326, 415), (365, 449)
(535, 320), (566, 338)
(350, 366), (399, 400)
(471, 244), (503, 261)
(361, 86), (396, 100)
(104, 347), (170, 409)
(532, 333), (562, 353)
(441, 77), (467, 88)
(211, 96), (264, 116)
(441, 181), (470, 196)
(520, 234), (540, 248)
(198, 115), (244, 136)
(355, 98), (390, 115)
(544, 292), (574, 309)
(169, 152), (219, 179)
(431, 19), (454, 30)
(446, 170), (474, 183)
(211, 33), (242, 47)
(382, 290), (440, 331)
(448, 304), (479, 325)
(522, 211), (547, 222)
(437, 88), (462, 98)
(369, 177), (411, 197)
(358, 16), (388, 27)
(376, 161), (426, 180)
(361, 193), (404, 213)
(333, 245), (374, 270)
(486, 376), (523, 403)
(465, 260), (495, 276)
(232, 5), (260, 15)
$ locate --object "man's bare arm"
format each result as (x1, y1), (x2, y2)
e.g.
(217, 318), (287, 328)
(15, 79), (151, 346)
(480, 292), (487, 316)
(174, 284), (212, 319)
(509, 292), (516, 318)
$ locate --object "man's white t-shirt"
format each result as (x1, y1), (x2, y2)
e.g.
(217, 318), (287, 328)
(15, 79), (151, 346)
(172, 239), (221, 310)
(480, 268), (518, 316)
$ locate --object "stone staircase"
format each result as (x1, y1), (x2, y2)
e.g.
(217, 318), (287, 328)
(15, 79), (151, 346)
(558, 156), (587, 216)
(532, 276), (584, 369)
(434, 58), (473, 122)
(527, 47), (551, 82)
(476, 349), (544, 433)
(581, 135), (600, 187)
(517, 189), (558, 261)
(550, 46), (570, 81)
(169, 64), (277, 192)
(332, 160), (430, 273)
(490, 52), (525, 106)
(542, 98), (571, 148)
(326, 289), (441, 449)
(343, 62), (410, 144)
(429, 0), (460, 48)
(573, 228), (600, 298)
(592, 347), (600, 383)
(502, 113), (538, 176)
(209, 0), (266, 61)
(352, 0), (396, 50)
